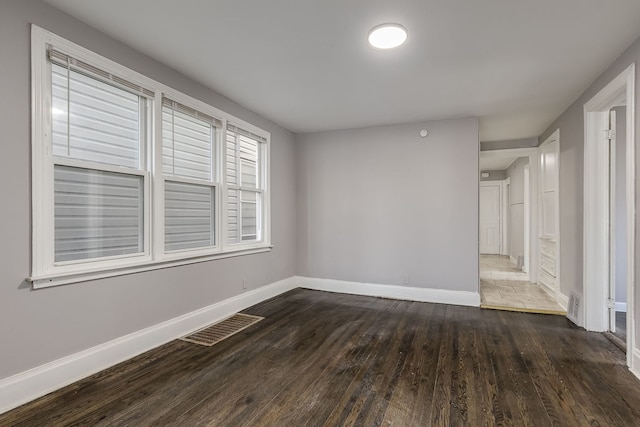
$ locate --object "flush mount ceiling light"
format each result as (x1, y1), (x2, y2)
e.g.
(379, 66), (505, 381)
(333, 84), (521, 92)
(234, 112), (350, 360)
(368, 23), (408, 49)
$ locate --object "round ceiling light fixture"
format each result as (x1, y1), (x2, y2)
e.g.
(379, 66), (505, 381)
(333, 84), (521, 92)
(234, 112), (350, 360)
(368, 23), (408, 49)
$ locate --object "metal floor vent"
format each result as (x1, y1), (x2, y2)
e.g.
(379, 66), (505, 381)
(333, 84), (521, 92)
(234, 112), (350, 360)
(180, 313), (264, 347)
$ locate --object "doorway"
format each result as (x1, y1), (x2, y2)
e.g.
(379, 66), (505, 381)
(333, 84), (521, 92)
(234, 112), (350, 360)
(583, 64), (635, 369)
(479, 149), (564, 313)
(479, 182), (501, 255)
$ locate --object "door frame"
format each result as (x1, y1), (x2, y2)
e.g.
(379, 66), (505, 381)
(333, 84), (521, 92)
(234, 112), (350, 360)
(524, 163), (530, 273)
(538, 130), (562, 304)
(480, 181), (503, 255)
(501, 177), (510, 257)
(583, 64), (635, 370)
(480, 148), (539, 283)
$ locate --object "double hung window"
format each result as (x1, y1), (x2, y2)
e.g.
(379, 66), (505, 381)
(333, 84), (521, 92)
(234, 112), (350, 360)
(226, 125), (267, 244)
(49, 49), (151, 265)
(31, 26), (270, 288)
(162, 99), (220, 252)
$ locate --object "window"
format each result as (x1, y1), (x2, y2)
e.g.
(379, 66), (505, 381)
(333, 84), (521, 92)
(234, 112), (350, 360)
(226, 124), (267, 244)
(162, 99), (220, 252)
(31, 26), (270, 288)
(49, 50), (151, 265)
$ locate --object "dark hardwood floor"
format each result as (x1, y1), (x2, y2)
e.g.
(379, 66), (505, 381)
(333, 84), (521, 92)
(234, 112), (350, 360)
(2, 288), (640, 426)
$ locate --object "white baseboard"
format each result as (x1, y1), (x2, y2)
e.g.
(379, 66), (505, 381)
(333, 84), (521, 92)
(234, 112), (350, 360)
(557, 292), (569, 311)
(632, 348), (640, 381)
(538, 280), (555, 299)
(298, 276), (481, 307)
(616, 302), (627, 313)
(0, 276), (297, 415)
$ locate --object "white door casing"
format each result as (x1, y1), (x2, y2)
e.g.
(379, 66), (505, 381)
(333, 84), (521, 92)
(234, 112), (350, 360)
(538, 130), (560, 300)
(480, 183), (501, 255)
(501, 178), (510, 256)
(524, 164), (530, 274)
(608, 108), (618, 333)
(582, 64), (635, 372)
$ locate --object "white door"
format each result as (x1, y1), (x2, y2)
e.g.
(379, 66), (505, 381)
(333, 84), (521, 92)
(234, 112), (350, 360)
(538, 132), (559, 296)
(480, 184), (501, 254)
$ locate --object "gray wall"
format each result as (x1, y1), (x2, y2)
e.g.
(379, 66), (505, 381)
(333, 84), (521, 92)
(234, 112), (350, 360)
(0, 0), (296, 380)
(296, 118), (479, 292)
(480, 170), (506, 181)
(481, 138), (538, 151)
(538, 35), (640, 340)
(613, 106), (627, 306)
(506, 157), (529, 263)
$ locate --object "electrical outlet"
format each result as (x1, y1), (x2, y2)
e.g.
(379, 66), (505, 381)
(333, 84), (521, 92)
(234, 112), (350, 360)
(402, 276), (410, 285)
(242, 279), (247, 289)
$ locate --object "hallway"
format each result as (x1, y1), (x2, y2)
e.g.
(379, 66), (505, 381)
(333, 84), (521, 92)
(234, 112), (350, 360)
(480, 255), (566, 314)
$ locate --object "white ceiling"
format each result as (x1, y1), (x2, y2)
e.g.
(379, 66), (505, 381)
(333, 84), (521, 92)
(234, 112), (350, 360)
(45, 0), (640, 141)
(480, 156), (518, 172)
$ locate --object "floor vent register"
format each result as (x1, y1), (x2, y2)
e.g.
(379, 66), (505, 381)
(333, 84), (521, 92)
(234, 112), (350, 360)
(180, 313), (264, 347)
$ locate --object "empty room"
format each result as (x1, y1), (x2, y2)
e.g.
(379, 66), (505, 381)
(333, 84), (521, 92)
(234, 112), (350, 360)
(3, 0), (640, 425)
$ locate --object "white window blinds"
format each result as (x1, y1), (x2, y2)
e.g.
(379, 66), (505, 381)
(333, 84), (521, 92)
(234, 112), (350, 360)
(49, 49), (148, 263)
(51, 63), (142, 169)
(162, 98), (220, 181)
(164, 181), (215, 251)
(162, 97), (219, 252)
(226, 124), (265, 243)
(54, 166), (144, 262)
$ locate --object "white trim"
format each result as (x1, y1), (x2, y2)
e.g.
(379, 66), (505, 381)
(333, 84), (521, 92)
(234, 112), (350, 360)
(537, 130), (561, 304)
(539, 278), (556, 300)
(480, 147), (538, 160)
(582, 63), (635, 370)
(557, 292), (569, 311)
(501, 178), (510, 256)
(29, 246), (272, 288)
(0, 276), (297, 415)
(632, 348), (640, 381)
(616, 302), (627, 313)
(523, 163), (530, 274)
(298, 276), (481, 307)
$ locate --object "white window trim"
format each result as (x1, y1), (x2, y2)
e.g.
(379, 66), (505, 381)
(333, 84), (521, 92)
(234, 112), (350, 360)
(29, 25), (271, 289)
(225, 126), (270, 246)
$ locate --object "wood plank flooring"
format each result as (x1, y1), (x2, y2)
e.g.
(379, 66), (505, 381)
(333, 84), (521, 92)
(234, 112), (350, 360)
(2, 288), (640, 426)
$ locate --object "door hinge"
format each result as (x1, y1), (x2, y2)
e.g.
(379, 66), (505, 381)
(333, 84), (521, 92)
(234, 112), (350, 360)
(605, 129), (616, 140)
(607, 298), (615, 309)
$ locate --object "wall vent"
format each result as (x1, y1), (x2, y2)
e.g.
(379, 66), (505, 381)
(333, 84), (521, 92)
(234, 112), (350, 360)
(567, 293), (580, 324)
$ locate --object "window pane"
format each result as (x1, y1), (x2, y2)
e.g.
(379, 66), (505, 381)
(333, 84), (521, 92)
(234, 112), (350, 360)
(165, 181), (214, 251)
(163, 107), (214, 180)
(226, 131), (238, 186)
(241, 191), (259, 242)
(227, 188), (239, 244)
(239, 135), (258, 188)
(54, 165), (143, 262)
(52, 64), (141, 169)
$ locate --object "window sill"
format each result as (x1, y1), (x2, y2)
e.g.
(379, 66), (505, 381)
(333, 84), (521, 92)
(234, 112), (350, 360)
(28, 245), (273, 289)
